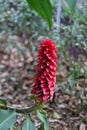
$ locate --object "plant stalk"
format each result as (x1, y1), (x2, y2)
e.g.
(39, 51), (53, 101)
(0, 104), (43, 114)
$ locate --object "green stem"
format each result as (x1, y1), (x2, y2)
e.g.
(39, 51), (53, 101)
(0, 104), (43, 114)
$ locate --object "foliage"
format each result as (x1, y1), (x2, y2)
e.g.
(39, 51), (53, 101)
(0, 98), (7, 107)
(0, 109), (18, 130)
(63, 0), (77, 13)
(0, 0), (78, 37)
(37, 110), (49, 130)
(0, 0), (40, 36)
(22, 115), (36, 130)
(26, 0), (78, 27)
(0, 0), (87, 129)
(26, 0), (53, 28)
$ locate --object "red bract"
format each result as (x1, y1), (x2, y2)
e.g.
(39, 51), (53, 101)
(31, 38), (57, 103)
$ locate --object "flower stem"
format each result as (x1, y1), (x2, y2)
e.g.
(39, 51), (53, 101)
(0, 104), (43, 114)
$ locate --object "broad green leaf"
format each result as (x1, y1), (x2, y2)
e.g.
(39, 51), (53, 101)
(0, 98), (7, 107)
(37, 110), (49, 130)
(22, 115), (36, 130)
(0, 109), (18, 130)
(63, 0), (77, 13)
(26, 0), (53, 28)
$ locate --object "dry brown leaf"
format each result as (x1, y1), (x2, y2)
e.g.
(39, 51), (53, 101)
(79, 123), (86, 130)
(76, 84), (83, 91)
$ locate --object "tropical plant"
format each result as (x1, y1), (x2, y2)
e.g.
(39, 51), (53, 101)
(0, 0), (87, 129)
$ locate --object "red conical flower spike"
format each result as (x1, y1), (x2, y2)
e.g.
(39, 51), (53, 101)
(31, 38), (57, 103)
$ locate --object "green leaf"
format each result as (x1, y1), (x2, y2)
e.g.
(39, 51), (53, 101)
(26, 0), (53, 28)
(29, 94), (36, 100)
(0, 109), (18, 130)
(22, 115), (36, 130)
(63, 0), (77, 13)
(70, 69), (80, 80)
(40, 123), (44, 130)
(0, 98), (7, 107)
(53, 112), (60, 119)
(37, 110), (49, 130)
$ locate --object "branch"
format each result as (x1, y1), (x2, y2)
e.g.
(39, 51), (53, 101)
(56, 0), (62, 35)
(0, 104), (43, 114)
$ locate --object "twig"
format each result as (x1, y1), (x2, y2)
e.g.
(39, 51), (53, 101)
(56, 0), (62, 38)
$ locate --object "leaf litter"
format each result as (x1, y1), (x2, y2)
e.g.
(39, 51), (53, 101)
(0, 35), (87, 130)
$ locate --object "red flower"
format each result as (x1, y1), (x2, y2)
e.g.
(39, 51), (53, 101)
(31, 38), (57, 103)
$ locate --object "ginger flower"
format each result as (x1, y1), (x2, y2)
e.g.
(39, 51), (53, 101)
(32, 38), (57, 103)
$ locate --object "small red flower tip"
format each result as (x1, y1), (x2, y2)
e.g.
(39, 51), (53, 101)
(31, 38), (57, 103)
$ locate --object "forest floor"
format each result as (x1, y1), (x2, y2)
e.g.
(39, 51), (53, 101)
(0, 34), (87, 130)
